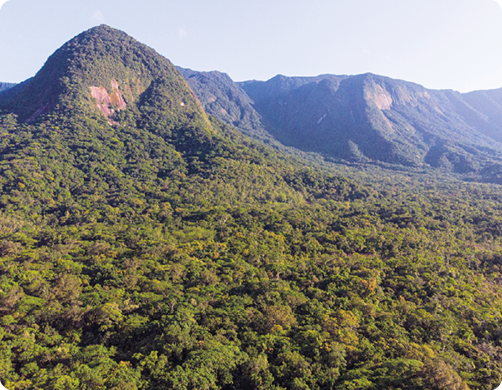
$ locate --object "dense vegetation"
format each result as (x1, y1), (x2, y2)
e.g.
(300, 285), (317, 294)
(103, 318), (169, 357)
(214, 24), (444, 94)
(1, 25), (502, 390)
(185, 68), (502, 184)
(176, 68), (266, 140)
(176, 68), (327, 165)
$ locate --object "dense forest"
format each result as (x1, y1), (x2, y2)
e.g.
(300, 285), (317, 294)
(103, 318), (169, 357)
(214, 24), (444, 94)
(0, 25), (502, 390)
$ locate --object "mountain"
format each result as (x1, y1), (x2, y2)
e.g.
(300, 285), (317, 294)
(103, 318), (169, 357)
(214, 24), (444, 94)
(183, 69), (502, 179)
(176, 67), (268, 139)
(0, 25), (211, 130)
(462, 88), (502, 143)
(176, 68), (334, 162)
(2, 25), (502, 390)
(0, 24), (363, 223)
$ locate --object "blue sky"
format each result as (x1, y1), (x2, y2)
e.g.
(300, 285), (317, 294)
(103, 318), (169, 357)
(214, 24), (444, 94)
(1, 0), (502, 92)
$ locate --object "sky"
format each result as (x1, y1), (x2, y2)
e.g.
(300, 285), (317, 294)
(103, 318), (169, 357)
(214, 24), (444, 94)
(1, 0), (502, 92)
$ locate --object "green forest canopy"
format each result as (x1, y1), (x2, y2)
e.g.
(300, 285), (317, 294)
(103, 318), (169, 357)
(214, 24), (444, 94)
(0, 25), (501, 390)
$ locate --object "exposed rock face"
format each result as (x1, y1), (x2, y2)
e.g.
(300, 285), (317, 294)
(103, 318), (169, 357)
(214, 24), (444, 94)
(110, 80), (127, 109)
(365, 84), (393, 110)
(90, 79), (127, 124)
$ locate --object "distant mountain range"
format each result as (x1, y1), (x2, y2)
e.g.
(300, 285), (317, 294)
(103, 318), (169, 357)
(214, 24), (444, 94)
(179, 68), (502, 182)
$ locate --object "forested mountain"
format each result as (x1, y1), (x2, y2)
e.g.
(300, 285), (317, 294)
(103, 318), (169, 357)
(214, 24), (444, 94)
(183, 70), (502, 182)
(176, 68), (331, 162)
(176, 67), (267, 140)
(1, 25), (502, 390)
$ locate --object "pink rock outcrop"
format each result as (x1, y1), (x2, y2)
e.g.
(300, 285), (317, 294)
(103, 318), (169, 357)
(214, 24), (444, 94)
(90, 79), (127, 124)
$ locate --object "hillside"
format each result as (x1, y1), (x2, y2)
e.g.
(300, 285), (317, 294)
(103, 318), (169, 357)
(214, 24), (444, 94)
(176, 68), (334, 163)
(176, 67), (267, 140)
(1, 25), (502, 390)
(183, 70), (502, 182)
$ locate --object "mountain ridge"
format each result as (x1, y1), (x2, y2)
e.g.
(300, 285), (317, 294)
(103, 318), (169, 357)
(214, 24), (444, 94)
(0, 25), (364, 223)
(182, 68), (502, 181)
(5, 34), (502, 180)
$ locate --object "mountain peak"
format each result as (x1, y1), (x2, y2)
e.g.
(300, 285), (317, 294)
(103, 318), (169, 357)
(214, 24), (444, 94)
(0, 25), (208, 128)
(0, 25), (154, 121)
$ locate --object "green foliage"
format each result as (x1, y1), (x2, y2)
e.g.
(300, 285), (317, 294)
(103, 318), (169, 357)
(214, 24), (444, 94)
(0, 25), (501, 390)
(186, 69), (502, 185)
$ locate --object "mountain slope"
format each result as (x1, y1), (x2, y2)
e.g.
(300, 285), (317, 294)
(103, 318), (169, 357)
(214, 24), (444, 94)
(240, 73), (502, 169)
(176, 67), (268, 139)
(462, 88), (502, 143)
(183, 69), (502, 177)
